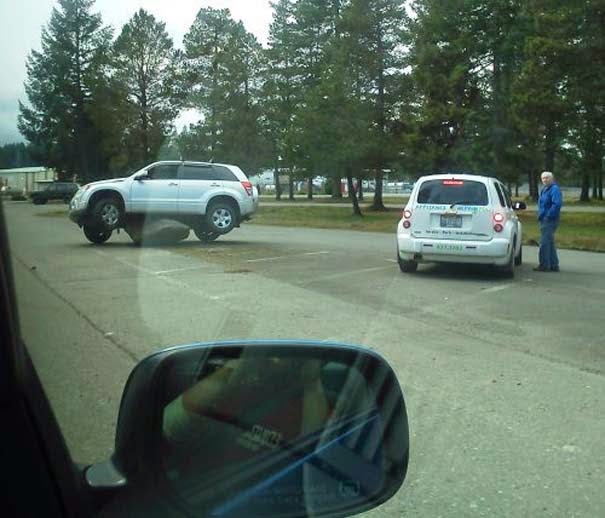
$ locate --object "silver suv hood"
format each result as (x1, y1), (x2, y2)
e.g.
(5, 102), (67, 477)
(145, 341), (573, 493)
(84, 177), (128, 188)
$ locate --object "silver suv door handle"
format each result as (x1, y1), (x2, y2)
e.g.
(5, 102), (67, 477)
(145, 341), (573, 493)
(210, 183), (220, 187)
(168, 182), (178, 186)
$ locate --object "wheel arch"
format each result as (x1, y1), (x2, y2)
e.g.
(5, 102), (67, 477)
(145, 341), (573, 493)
(89, 189), (125, 213)
(206, 195), (240, 221)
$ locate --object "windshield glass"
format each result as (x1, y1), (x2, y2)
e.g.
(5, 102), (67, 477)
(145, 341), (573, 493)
(3, 0), (604, 517)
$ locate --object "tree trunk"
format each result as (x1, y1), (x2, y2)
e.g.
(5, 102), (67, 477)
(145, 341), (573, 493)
(590, 141), (602, 200)
(331, 176), (342, 199)
(528, 169), (539, 201)
(346, 167), (362, 216)
(78, 120), (89, 182)
(273, 159), (282, 201)
(598, 127), (604, 200)
(544, 122), (556, 174)
(288, 174), (294, 200)
(142, 112), (149, 164)
(358, 179), (364, 201)
(141, 79), (149, 163)
(515, 183), (519, 197)
(307, 175), (313, 200)
(372, 168), (385, 210)
(492, 45), (505, 181)
(580, 173), (590, 202)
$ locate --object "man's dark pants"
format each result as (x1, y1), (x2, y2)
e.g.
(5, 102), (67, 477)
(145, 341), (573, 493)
(539, 219), (559, 270)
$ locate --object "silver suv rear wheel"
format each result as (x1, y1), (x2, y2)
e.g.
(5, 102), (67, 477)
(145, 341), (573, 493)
(206, 202), (236, 234)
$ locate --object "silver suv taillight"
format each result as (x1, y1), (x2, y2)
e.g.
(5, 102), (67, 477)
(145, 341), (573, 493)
(241, 181), (253, 196)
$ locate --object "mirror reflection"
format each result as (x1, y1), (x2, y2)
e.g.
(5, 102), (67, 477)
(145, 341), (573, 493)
(158, 345), (407, 517)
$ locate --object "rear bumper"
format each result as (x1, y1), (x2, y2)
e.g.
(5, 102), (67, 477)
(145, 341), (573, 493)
(397, 234), (512, 266)
(240, 196), (258, 217)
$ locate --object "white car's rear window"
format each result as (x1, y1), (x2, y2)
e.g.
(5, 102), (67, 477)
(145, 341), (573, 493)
(417, 179), (488, 206)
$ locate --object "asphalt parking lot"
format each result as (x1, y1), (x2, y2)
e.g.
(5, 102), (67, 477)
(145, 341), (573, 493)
(5, 201), (605, 517)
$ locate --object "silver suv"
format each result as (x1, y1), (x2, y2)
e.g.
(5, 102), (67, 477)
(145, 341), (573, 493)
(69, 161), (259, 244)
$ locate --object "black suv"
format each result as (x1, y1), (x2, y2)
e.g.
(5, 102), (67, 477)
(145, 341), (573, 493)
(31, 182), (79, 205)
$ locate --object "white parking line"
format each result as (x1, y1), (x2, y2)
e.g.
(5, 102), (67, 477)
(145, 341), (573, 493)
(302, 265), (394, 284)
(245, 255), (290, 263)
(93, 250), (156, 276)
(94, 250), (209, 277)
(154, 265), (210, 275)
(481, 284), (513, 294)
(246, 251), (330, 263)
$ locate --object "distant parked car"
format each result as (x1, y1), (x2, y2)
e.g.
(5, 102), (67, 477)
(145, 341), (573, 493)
(31, 182), (79, 205)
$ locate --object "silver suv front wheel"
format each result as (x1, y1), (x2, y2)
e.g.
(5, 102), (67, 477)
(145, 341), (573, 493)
(93, 197), (122, 229)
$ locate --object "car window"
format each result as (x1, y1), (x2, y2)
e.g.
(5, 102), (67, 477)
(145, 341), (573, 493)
(494, 182), (506, 207)
(181, 165), (213, 180)
(503, 185), (513, 208)
(147, 164), (179, 180)
(212, 165), (239, 182)
(416, 180), (489, 206)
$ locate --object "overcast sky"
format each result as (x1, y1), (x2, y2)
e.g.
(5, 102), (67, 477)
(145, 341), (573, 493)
(0, 0), (273, 144)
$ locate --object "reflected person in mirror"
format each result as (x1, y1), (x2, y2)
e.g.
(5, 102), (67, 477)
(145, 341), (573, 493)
(162, 355), (330, 471)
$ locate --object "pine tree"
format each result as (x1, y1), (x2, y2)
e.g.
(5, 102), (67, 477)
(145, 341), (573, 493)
(341, 0), (409, 209)
(262, 0), (301, 200)
(511, 0), (576, 198)
(181, 7), (267, 174)
(100, 9), (183, 171)
(565, 0), (605, 200)
(291, 0), (345, 199)
(18, 0), (112, 180)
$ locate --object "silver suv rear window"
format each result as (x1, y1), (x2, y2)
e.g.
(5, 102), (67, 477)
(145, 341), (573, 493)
(417, 179), (488, 206)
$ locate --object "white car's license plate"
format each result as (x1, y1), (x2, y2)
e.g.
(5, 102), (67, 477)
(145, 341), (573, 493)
(440, 214), (462, 228)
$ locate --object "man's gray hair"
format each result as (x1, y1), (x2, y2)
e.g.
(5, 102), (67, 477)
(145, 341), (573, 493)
(541, 171), (554, 179)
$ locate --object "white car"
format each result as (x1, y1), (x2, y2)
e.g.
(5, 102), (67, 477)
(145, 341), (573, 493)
(396, 174), (526, 276)
(69, 161), (259, 244)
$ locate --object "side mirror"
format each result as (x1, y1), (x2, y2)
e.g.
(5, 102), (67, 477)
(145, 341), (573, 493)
(86, 341), (409, 517)
(513, 201), (527, 210)
(134, 171), (149, 181)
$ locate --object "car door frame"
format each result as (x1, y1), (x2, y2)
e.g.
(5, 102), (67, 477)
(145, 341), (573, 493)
(500, 181), (521, 254)
(0, 198), (89, 517)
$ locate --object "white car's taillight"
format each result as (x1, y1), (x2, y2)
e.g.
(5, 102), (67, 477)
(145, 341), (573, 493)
(493, 212), (504, 223)
(401, 209), (412, 229)
(493, 212), (504, 232)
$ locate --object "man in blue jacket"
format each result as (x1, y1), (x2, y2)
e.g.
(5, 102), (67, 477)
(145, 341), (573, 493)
(534, 171), (563, 272)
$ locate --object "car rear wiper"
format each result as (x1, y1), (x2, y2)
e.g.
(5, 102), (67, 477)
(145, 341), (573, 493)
(449, 201), (473, 208)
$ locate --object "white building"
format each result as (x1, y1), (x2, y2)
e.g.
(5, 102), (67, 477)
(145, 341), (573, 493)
(0, 167), (55, 194)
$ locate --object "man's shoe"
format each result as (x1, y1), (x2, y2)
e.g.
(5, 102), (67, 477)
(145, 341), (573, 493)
(533, 265), (548, 272)
(551, 267), (560, 272)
